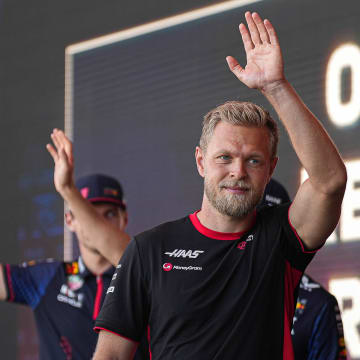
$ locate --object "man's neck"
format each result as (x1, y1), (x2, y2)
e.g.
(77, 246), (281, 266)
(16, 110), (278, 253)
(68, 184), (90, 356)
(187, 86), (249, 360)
(79, 249), (113, 276)
(197, 200), (256, 234)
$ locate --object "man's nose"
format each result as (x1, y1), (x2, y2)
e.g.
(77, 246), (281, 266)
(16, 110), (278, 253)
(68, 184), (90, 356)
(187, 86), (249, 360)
(229, 160), (247, 179)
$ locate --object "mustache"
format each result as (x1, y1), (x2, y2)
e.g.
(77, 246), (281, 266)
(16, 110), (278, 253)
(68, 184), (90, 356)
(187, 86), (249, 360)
(219, 180), (252, 190)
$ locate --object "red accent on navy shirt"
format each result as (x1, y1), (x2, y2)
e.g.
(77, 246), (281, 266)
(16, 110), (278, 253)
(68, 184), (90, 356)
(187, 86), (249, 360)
(93, 275), (104, 320)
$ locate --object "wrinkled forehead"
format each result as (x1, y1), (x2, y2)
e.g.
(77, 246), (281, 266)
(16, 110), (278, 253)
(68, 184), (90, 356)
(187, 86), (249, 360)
(206, 122), (272, 156)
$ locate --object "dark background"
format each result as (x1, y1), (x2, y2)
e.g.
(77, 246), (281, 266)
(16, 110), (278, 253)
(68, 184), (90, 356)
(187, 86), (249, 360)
(0, 0), (359, 358)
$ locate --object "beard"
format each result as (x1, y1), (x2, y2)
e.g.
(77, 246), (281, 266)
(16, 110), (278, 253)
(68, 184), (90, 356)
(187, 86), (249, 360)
(204, 177), (263, 219)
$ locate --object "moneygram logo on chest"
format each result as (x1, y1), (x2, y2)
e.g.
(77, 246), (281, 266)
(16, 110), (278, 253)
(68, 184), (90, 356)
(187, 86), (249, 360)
(164, 249), (204, 258)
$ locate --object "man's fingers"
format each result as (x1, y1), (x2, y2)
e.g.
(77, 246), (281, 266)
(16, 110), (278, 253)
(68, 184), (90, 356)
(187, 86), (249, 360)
(53, 129), (66, 149)
(226, 56), (244, 81)
(245, 11), (261, 45)
(56, 129), (71, 147)
(56, 130), (74, 165)
(239, 23), (254, 53)
(46, 144), (58, 162)
(52, 129), (74, 166)
(58, 147), (70, 163)
(252, 12), (270, 44)
(51, 129), (61, 150)
(264, 19), (279, 45)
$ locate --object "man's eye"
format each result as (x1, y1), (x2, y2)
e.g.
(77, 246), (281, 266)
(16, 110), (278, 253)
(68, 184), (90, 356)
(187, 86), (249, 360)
(105, 211), (117, 219)
(218, 155), (231, 161)
(248, 159), (260, 165)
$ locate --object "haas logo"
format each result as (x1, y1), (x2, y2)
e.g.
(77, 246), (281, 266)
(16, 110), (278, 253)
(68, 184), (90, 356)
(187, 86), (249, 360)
(165, 249), (204, 258)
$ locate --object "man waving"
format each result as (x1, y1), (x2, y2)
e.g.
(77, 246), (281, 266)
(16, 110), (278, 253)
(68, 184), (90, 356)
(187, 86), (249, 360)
(93, 12), (346, 360)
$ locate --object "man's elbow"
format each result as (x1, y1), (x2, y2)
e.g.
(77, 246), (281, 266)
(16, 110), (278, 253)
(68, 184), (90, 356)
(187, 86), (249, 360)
(322, 163), (347, 196)
(332, 163), (347, 194)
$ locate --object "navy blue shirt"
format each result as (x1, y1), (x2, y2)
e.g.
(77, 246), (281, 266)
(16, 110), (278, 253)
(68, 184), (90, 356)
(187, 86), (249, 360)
(3, 257), (149, 359)
(292, 275), (347, 360)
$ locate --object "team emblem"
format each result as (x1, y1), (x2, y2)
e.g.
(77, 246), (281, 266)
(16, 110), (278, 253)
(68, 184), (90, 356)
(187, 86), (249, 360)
(67, 275), (84, 291)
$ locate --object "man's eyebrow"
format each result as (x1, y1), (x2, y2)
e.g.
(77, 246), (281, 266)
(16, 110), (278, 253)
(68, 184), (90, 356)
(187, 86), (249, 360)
(213, 149), (231, 155)
(247, 152), (264, 158)
(212, 150), (265, 158)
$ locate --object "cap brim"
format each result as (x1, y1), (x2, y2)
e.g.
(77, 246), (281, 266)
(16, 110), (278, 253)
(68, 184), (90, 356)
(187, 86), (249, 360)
(89, 197), (126, 209)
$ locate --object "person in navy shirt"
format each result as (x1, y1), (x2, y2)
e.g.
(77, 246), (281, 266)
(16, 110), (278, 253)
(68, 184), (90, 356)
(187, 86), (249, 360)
(293, 274), (346, 360)
(93, 11), (347, 360)
(0, 130), (148, 359)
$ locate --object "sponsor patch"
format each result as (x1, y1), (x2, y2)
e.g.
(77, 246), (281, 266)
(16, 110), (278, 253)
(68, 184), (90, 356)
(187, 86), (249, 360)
(104, 188), (118, 196)
(67, 275), (84, 291)
(237, 241), (246, 250)
(163, 263), (173, 272)
(65, 262), (79, 275)
(107, 286), (115, 294)
(164, 249), (204, 258)
(57, 284), (84, 308)
(162, 263), (202, 272)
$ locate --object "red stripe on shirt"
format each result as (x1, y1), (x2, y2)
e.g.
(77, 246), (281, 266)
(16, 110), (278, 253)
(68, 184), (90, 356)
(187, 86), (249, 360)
(189, 211), (256, 240)
(148, 325), (152, 360)
(93, 275), (103, 320)
(5, 264), (15, 302)
(283, 260), (302, 360)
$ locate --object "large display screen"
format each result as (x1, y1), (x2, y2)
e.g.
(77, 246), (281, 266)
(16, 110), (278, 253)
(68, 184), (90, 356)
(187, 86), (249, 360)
(66, 0), (360, 357)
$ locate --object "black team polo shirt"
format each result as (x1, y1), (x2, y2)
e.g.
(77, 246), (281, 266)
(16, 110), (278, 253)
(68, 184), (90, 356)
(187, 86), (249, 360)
(95, 204), (319, 360)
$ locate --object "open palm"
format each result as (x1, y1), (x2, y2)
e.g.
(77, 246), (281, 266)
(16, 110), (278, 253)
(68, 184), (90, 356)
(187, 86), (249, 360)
(46, 129), (75, 193)
(227, 12), (284, 91)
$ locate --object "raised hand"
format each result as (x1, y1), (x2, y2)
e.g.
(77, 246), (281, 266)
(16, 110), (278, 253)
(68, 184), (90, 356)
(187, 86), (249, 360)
(46, 129), (75, 194)
(226, 12), (284, 92)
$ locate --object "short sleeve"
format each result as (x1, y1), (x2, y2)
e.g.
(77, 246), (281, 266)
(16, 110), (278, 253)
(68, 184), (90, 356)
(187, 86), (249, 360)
(94, 238), (150, 342)
(277, 204), (320, 272)
(3, 260), (60, 309)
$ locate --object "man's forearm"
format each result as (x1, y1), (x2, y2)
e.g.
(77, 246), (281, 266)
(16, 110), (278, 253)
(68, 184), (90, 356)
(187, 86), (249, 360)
(263, 80), (347, 194)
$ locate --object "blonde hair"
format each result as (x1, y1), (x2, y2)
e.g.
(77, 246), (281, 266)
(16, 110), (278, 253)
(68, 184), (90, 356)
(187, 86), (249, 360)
(200, 101), (278, 158)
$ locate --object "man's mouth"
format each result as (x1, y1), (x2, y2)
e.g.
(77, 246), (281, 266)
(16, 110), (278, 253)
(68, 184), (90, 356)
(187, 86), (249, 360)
(222, 186), (249, 195)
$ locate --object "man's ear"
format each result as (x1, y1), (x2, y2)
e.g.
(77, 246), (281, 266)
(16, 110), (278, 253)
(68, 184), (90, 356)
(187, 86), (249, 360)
(195, 146), (205, 178)
(65, 212), (76, 232)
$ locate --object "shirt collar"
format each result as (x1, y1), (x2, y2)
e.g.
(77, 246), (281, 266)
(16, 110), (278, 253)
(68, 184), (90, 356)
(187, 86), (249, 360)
(78, 256), (114, 278)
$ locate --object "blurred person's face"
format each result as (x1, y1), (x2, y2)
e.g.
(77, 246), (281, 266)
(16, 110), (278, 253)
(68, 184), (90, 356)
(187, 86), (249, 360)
(66, 203), (128, 244)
